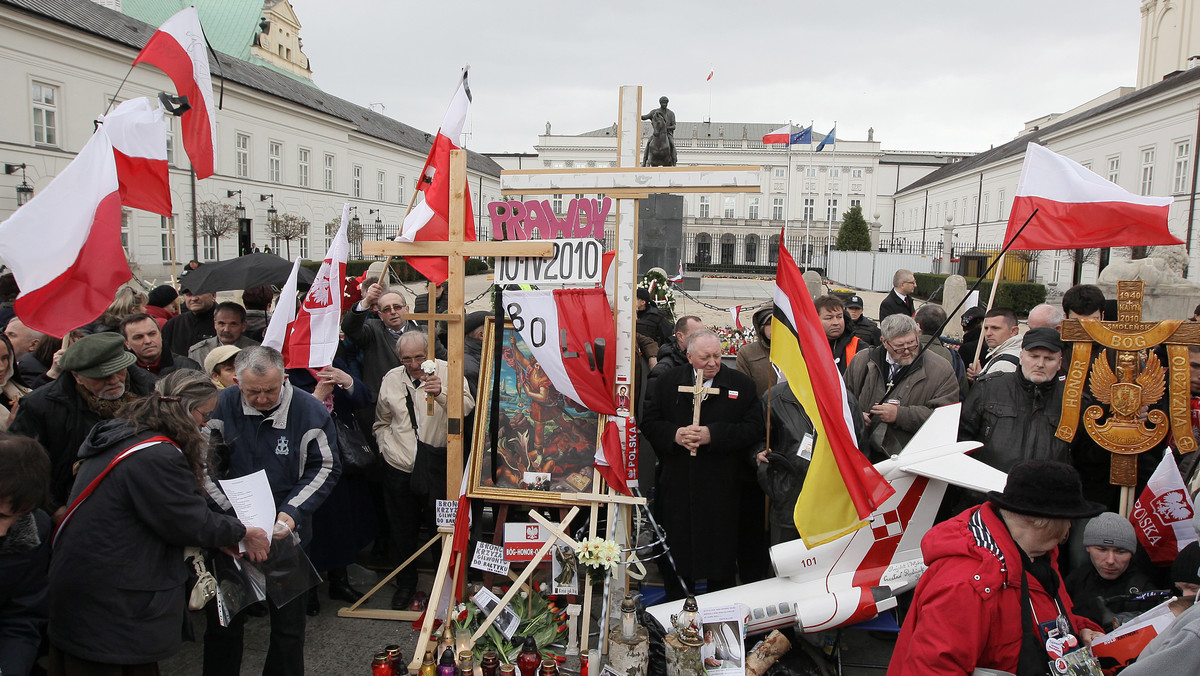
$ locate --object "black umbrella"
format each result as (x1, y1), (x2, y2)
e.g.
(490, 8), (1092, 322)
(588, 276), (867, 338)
(178, 253), (316, 294)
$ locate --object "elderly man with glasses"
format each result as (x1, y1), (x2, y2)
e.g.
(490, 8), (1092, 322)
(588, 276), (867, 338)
(844, 314), (959, 461)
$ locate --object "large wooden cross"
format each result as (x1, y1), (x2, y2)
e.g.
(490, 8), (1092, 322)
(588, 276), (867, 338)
(499, 86), (761, 653)
(1056, 280), (1200, 514)
(352, 150), (552, 669)
(679, 373), (719, 456)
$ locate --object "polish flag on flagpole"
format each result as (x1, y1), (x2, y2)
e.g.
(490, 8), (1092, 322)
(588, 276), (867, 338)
(281, 204), (349, 369)
(100, 97), (171, 217)
(1131, 450), (1197, 565)
(729, 305), (743, 329)
(0, 132), (129, 338)
(762, 125), (793, 144)
(706, 70), (714, 81)
(399, 66), (474, 284)
(260, 257), (302, 352)
(132, 7), (216, 179)
(668, 259), (683, 282)
(1004, 142), (1181, 250)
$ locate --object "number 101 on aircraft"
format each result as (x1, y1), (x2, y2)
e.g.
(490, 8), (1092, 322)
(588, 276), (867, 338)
(495, 238), (603, 286)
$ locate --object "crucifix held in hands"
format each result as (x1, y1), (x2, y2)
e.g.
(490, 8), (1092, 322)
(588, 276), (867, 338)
(679, 372), (719, 456)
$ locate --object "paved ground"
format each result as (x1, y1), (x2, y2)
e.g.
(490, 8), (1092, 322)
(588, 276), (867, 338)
(162, 274), (898, 675)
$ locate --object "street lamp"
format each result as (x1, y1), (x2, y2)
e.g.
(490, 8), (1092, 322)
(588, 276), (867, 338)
(227, 189), (245, 220)
(369, 208), (383, 239)
(349, 206), (361, 232)
(260, 193), (276, 222)
(4, 163), (33, 207)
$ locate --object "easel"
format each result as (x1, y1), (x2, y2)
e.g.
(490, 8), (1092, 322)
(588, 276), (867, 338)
(341, 149), (553, 673)
(1055, 280), (1200, 515)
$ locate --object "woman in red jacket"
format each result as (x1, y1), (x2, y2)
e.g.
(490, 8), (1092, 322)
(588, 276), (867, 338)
(889, 460), (1107, 675)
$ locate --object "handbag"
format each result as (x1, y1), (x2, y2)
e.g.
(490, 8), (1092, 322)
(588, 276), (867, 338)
(333, 411), (379, 475)
(404, 386), (447, 498)
(186, 547), (217, 611)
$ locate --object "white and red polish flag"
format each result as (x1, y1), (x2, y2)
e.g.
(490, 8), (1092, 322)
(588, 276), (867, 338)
(132, 7), (216, 179)
(100, 97), (171, 217)
(503, 288), (630, 495)
(260, 257), (302, 352)
(399, 66), (474, 285)
(1130, 450), (1197, 565)
(281, 204), (349, 369)
(1004, 142), (1181, 250)
(729, 305), (743, 330)
(0, 133), (130, 338)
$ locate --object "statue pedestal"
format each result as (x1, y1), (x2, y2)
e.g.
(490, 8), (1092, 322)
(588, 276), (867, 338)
(1097, 258), (1200, 321)
(607, 626), (649, 676)
(664, 634), (704, 676)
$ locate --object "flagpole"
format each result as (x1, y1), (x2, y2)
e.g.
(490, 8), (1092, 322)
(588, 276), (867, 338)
(784, 120), (792, 248)
(827, 121), (836, 271)
(806, 118), (816, 267)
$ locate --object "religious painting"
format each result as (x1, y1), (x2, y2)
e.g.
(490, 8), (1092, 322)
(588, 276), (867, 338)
(467, 318), (603, 505)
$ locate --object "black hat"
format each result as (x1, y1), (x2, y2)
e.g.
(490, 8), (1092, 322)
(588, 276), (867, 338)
(1022, 327), (1064, 353)
(465, 311), (489, 336)
(147, 284), (178, 308)
(1171, 541), (1200, 586)
(636, 288), (652, 303)
(846, 295), (864, 309)
(988, 460), (1105, 519)
(962, 307), (985, 327)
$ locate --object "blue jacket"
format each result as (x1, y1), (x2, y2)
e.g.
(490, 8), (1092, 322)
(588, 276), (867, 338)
(209, 382), (340, 539)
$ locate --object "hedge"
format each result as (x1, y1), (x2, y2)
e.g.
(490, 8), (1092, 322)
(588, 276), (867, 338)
(914, 273), (1046, 316)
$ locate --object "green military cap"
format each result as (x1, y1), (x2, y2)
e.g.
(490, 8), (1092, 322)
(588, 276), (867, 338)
(60, 332), (136, 378)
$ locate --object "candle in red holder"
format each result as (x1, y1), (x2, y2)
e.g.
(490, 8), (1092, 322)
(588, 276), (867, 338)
(516, 637), (540, 676)
(373, 652), (395, 676)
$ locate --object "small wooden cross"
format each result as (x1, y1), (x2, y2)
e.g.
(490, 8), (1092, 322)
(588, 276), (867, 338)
(678, 372), (719, 456)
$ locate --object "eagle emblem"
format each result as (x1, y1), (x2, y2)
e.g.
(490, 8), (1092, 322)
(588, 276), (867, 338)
(1083, 349), (1170, 459)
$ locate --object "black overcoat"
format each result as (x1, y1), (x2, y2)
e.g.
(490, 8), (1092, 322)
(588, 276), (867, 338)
(640, 364), (764, 579)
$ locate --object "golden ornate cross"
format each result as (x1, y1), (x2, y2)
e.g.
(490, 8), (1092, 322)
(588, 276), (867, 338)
(1056, 280), (1200, 513)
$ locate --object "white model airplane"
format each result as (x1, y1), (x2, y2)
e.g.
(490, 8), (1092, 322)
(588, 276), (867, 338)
(647, 403), (1006, 635)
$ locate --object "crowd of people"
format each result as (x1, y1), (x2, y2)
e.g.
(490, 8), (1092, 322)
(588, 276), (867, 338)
(1, 261), (1200, 674)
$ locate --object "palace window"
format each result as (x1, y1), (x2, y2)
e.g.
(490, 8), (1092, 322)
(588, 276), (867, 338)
(353, 165), (362, 198)
(1141, 148), (1155, 196)
(268, 140), (282, 183)
(235, 133), (250, 178)
(699, 196), (711, 218)
(748, 197), (759, 220)
(324, 154), (335, 191)
(32, 81), (58, 146)
(1174, 141), (1191, 194)
(297, 148), (310, 188)
(772, 197), (784, 221)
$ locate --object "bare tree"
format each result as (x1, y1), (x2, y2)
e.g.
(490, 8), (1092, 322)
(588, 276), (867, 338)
(269, 212), (310, 259)
(326, 217), (363, 258)
(194, 200), (237, 261)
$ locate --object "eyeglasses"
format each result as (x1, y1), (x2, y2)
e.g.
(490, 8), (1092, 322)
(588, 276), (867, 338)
(379, 304), (407, 314)
(886, 340), (919, 353)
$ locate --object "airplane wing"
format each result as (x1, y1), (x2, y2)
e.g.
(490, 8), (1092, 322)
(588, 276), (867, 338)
(901, 448), (1007, 494)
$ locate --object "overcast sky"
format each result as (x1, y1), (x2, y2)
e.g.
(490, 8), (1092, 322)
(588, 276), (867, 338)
(296, 0), (1141, 155)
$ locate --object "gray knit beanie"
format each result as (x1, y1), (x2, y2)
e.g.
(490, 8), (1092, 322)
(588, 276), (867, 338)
(1083, 512), (1137, 552)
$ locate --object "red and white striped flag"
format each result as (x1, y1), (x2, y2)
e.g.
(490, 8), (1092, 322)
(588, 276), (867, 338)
(132, 7), (216, 179)
(101, 97), (171, 217)
(399, 66), (474, 284)
(281, 204), (349, 369)
(260, 257), (302, 352)
(668, 259), (683, 282)
(1131, 450), (1197, 564)
(706, 70), (714, 82)
(729, 305), (743, 329)
(0, 132), (129, 338)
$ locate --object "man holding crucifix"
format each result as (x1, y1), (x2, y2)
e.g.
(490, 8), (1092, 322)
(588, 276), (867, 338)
(641, 329), (764, 599)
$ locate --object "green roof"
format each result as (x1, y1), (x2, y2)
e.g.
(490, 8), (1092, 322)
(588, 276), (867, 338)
(121, 0), (264, 64)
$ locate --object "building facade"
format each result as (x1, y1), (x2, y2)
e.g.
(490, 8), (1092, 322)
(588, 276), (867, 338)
(498, 121), (968, 271)
(0, 0), (501, 281)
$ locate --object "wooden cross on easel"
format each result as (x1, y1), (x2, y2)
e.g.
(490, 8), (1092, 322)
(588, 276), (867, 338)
(340, 149), (553, 673)
(1056, 280), (1200, 515)
(679, 372), (719, 456)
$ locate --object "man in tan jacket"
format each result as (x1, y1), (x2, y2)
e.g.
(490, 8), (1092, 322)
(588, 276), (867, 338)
(373, 331), (474, 610)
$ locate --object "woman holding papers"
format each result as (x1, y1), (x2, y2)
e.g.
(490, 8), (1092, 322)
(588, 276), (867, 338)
(46, 370), (269, 675)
